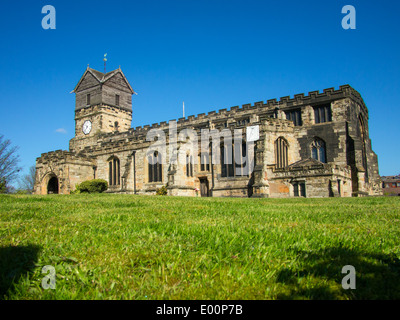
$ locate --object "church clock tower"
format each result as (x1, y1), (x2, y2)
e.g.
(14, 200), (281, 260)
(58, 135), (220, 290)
(69, 66), (135, 153)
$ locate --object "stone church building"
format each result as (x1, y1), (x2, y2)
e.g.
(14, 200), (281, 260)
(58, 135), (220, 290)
(34, 66), (382, 197)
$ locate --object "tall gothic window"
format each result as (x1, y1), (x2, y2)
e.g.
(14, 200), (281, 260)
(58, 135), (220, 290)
(221, 141), (234, 178)
(235, 142), (248, 176)
(200, 144), (211, 172)
(275, 137), (289, 169)
(311, 138), (326, 163)
(359, 115), (368, 182)
(200, 153), (210, 172)
(221, 141), (248, 177)
(108, 156), (120, 186)
(186, 154), (193, 177)
(148, 151), (162, 183)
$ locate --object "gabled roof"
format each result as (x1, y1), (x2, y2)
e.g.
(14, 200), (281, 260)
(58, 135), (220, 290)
(71, 66), (135, 94)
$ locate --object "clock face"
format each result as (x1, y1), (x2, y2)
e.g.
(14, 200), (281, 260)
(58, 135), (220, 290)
(82, 120), (92, 135)
(246, 125), (259, 142)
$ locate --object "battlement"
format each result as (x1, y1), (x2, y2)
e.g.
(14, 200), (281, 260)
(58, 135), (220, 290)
(37, 149), (94, 163)
(40, 150), (70, 158)
(78, 84), (367, 148)
(124, 84), (366, 134)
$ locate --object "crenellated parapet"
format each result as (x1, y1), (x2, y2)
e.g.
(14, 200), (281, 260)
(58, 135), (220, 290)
(108, 84), (368, 137)
(37, 149), (95, 165)
(71, 85), (363, 153)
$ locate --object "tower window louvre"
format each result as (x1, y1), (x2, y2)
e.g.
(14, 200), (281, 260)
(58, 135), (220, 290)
(313, 105), (332, 124)
(285, 109), (302, 126)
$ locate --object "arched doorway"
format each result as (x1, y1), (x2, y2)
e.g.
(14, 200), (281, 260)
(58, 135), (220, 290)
(47, 176), (59, 194)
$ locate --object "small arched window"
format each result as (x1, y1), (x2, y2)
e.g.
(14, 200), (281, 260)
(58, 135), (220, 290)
(311, 138), (326, 163)
(275, 137), (288, 169)
(108, 156), (120, 186)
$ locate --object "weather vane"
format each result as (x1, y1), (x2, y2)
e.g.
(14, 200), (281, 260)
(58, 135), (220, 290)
(103, 53), (107, 73)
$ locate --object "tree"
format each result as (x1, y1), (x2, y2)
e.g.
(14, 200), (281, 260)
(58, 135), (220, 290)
(0, 134), (21, 193)
(0, 178), (6, 193)
(17, 165), (36, 194)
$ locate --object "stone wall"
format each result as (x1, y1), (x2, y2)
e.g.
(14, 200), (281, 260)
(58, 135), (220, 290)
(34, 150), (95, 194)
(34, 76), (382, 198)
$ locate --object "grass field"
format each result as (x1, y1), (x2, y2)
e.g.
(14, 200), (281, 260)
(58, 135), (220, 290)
(0, 194), (399, 300)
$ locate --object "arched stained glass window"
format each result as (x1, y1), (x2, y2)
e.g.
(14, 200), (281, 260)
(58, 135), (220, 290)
(311, 138), (326, 163)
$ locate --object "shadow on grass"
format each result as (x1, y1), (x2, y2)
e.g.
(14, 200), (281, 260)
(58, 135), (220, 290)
(0, 245), (41, 299)
(276, 246), (400, 299)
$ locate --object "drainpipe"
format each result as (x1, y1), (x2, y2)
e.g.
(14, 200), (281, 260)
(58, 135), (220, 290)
(92, 166), (97, 179)
(210, 147), (214, 197)
(132, 151), (136, 194)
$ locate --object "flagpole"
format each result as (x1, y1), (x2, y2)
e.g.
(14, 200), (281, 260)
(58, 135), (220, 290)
(183, 101), (185, 118)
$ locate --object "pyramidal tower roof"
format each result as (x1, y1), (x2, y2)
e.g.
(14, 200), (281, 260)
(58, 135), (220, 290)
(71, 66), (135, 94)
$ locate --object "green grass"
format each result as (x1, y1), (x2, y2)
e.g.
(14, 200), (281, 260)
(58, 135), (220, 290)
(0, 194), (399, 300)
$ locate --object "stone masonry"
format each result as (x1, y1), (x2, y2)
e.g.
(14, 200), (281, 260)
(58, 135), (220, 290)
(34, 66), (382, 198)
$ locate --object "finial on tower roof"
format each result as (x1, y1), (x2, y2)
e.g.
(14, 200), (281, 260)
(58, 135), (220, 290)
(103, 53), (107, 73)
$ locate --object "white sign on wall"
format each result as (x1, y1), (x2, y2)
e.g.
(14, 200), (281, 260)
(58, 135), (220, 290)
(246, 125), (259, 142)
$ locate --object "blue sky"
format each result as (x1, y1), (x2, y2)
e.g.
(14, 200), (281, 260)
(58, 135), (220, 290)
(0, 0), (399, 183)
